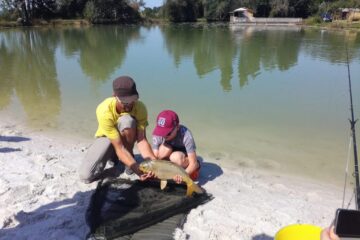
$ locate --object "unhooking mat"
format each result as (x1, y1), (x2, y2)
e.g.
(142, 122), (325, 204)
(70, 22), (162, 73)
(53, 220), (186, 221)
(86, 178), (212, 240)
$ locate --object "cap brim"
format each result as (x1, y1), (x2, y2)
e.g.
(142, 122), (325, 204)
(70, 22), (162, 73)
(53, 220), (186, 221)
(118, 94), (138, 104)
(153, 126), (173, 137)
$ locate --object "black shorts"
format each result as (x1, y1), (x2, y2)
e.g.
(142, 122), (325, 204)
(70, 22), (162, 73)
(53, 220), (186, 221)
(171, 146), (187, 156)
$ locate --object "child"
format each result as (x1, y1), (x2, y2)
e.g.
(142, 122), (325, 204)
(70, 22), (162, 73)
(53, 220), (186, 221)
(152, 110), (200, 182)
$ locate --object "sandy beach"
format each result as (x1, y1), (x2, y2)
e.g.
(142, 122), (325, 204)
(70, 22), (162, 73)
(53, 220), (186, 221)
(0, 116), (353, 240)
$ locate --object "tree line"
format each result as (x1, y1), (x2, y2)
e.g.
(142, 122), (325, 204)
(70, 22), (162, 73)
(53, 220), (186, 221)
(0, 0), (144, 24)
(1, 0), (360, 25)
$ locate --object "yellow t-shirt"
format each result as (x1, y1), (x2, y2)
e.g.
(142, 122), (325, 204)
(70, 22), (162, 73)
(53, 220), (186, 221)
(95, 97), (148, 140)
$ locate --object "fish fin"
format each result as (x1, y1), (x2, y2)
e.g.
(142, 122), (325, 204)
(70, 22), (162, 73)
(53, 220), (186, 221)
(160, 180), (168, 190)
(186, 183), (204, 197)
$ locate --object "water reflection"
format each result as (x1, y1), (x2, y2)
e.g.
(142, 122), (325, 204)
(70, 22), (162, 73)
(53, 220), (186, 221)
(0, 29), (60, 127)
(161, 25), (305, 90)
(0, 25), (359, 131)
(161, 24), (360, 90)
(301, 29), (360, 63)
(59, 25), (141, 82)
(0, 39), (12, 109)
(0, 26), (141, 128)
(236, 26), (303, 87)
(161, 24), (237, 91)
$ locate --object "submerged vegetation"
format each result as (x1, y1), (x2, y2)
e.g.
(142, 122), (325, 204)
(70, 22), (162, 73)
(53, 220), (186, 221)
(0, 0), (360, 27)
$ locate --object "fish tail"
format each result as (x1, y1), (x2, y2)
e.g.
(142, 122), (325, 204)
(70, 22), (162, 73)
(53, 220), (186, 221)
(186, 182), (204, 197)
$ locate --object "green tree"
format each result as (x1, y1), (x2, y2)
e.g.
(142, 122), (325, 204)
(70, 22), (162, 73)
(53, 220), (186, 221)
(163, 0), (198, 22)
(142, 6), (162, 18)
(56, 0), (88, 18)
(84, 0), (140, 23)
(269, 0), (289, 17)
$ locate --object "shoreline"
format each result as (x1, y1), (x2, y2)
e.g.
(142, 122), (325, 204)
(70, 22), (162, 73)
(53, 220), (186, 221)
(0, 115), (353, 239)
(1, 18), (360, 31)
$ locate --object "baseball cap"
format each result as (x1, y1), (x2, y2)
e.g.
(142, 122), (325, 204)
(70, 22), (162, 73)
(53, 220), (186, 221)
(153, 110), (179, 137)
(112, 76), (139, 103)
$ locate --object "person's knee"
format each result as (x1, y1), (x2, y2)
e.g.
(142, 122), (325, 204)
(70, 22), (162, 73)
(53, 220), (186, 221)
(169, 152), (186, 167)
(117, 115), (136, 132)
(78, 137), (113, 184)
(118, 115), (137, 144)
(78, 168), (94, 184)
(78, 159), (97, 184)
(121, 128), (136, 143)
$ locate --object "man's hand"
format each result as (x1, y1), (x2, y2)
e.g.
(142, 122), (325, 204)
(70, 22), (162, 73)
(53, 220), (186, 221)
(139, 171), (155, 181)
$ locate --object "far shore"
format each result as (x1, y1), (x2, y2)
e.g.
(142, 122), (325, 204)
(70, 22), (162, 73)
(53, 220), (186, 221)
(1, 18), (360, 30)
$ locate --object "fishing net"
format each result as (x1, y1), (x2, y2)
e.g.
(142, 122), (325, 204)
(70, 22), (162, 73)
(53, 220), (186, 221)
(86, 178), (212, 240)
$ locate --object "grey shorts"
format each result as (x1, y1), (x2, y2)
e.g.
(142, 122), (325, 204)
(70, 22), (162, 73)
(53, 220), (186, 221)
(78, 115), (136, 183)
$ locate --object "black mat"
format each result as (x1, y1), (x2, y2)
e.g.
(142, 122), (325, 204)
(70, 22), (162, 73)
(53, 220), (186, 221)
(86, 179), (212, 240)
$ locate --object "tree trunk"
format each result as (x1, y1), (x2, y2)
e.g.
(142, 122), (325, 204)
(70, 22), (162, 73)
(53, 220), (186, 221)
(18, 0), (31, 25)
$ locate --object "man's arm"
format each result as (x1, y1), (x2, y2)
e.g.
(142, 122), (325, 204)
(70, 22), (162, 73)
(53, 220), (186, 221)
(136, 128), (156, 160)
(110, 138), (142, 175)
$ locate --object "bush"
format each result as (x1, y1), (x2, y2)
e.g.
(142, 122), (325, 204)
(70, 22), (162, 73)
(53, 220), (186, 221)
(305, 16), (322, 24)
(83, 0), (140, 23)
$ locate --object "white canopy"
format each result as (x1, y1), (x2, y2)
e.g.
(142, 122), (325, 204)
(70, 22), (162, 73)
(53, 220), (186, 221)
(233, 8), (249, 13)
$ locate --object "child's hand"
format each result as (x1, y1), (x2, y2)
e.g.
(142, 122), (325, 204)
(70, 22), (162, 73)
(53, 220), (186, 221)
(321, 226), (340, 240)
(173, 174), (183, 184)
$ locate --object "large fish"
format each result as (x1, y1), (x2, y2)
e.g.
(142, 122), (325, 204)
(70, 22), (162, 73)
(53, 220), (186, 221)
(139, 160), (204, 197)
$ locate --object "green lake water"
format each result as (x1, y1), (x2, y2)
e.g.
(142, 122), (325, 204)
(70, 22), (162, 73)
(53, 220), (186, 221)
(0, 24), (359, 185)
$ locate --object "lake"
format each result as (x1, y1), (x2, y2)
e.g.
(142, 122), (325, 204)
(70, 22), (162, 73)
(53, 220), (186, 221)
(0, 24), (359, 186)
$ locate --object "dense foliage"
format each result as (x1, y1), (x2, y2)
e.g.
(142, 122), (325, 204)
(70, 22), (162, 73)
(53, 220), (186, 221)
(153, 0), (360, 22)
(0, 0), (143, 24)
(1, 0), (360, 24)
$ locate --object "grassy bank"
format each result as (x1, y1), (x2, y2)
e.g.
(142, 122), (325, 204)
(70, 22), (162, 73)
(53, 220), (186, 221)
(0, 19), (90, 28)
(304, 18), (360, 30)
(0, 20), (19, 27)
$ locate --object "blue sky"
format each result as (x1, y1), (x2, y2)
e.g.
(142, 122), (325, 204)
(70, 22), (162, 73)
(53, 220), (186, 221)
(143, 0), (164, 8)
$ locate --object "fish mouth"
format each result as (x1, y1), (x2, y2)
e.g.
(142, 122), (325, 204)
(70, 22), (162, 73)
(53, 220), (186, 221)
(138, 163), (148, 172)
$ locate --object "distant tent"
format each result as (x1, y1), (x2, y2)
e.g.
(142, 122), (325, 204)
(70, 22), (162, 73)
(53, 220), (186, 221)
(86, 179), (212, 240)
(230, 7), (255, 22)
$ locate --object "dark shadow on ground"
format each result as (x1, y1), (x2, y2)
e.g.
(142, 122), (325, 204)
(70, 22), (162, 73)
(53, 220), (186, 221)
(197, 156), (223, 186)
(0, 135), (31, 153)
(0, 190), (94, 239)
(0, 136), (31, 142)
(0, 147), (22, 153)
(252, 233), (274, 240)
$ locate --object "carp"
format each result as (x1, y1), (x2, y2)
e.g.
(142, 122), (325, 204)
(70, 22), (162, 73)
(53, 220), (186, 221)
(139, 159), (204, 197)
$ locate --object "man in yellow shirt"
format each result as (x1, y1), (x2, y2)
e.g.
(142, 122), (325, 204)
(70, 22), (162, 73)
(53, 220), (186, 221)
(79, 76), (156, 183)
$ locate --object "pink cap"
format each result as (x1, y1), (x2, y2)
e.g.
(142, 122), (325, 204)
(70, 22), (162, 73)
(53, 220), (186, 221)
(153, 110), (179, 137)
